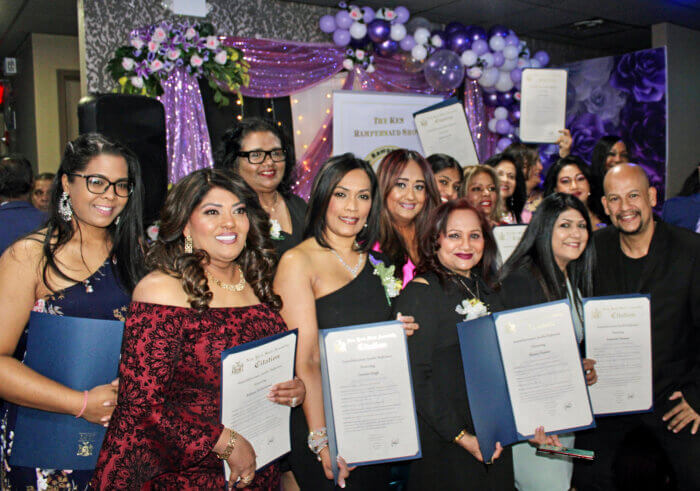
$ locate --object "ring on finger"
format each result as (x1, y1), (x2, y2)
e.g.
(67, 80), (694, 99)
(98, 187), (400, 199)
(291, 396), (298, 407)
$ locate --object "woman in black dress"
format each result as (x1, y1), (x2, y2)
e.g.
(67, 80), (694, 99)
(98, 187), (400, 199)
(392, 198), (514, 490)
(274, 154), (417, 489)
(216, 117), (307, 258)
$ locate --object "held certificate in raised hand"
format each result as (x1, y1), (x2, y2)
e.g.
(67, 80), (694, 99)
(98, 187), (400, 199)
(413, 98), (480, 167)
(492, 224), (527, 263)
(319, 321), (421, 479)
(519, 68), (568, 143)
(221, 330), (297, 477)
(584, 295), (652, 416)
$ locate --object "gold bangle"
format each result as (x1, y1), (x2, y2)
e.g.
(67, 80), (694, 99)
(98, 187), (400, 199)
(454, 429), (467, 443)
(216, 429), (238, 460)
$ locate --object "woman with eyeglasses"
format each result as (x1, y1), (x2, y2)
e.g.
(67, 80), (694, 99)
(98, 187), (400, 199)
(216, 118), (307, 259)
(0, 133), (146, 489)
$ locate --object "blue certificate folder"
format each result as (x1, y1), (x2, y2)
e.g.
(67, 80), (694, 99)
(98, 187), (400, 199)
(9, 312), (124, 470)
(319, 321), (421, 484)
(456, 300), (595, 462)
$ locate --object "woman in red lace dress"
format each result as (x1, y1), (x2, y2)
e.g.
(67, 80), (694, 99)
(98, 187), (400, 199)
(91, 169), (305, 490)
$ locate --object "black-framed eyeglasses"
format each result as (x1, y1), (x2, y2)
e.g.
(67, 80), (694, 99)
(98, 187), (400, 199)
(69, 173), (133, 197)
(237, 148), (286, 165)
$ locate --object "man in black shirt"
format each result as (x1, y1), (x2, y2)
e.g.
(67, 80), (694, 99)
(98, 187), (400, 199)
(574, 164), (699, 490)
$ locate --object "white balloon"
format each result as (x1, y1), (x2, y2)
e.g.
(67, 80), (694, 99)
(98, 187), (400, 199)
(503, 45), (519, 60)
(488, 118), (498, 133)
(349, 22), (367, 40)
(461, 50), (477, 67)
(478, 67), (499, 88)
(390, 23), (407, 41)
(430, 34), (443, 48)
(494, 106), (509, 120)
(413, 27), (430, 45)
(480, 52), (494, 68)
(529, 58), (542, 68)
(411, 44), (428, 61)
(489, 35), (505, 52)
(499, 58), (518, 72)
(466, 66), (483, 79)
(495, 71), (514, 92)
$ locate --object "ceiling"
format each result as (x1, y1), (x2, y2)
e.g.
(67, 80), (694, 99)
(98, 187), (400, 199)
(0, 0), (698, 59)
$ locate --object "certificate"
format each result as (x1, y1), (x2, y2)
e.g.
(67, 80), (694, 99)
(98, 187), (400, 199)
(221, 330), (297, 477)
(319, 321), (421, 480)
(413, 98), (479, 167)
(492, 224), (527, 263)
(583, 295), (652, 416)
(457, 300), (595, 462)
(519, 69), (567, 143)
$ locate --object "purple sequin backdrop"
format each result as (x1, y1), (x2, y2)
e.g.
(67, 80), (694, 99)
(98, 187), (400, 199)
(159, 36), (498, 191)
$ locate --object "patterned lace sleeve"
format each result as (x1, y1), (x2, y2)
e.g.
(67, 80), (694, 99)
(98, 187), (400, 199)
(90, 302), (224, 489)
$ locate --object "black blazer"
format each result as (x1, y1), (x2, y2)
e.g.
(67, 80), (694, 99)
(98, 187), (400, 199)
(592, 220), (700, 411)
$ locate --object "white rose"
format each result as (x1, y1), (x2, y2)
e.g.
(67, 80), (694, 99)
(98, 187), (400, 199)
(152, 27), (167, 42)
(149, 59), (164, 72)
(190, 54), (204, 67)
(121, 57), (135, 70)
(205, 36), (220, 49)
(130, 76), (144, 89)
(214, 50), (227, 65)
(130, 37), (144, 50)
(185, 27), (197, 39)
(167, 48), (181, 60)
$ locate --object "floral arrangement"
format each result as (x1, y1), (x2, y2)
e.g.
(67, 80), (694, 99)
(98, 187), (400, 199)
(108, 21), (249, 105)
(368, 255), (402, 305)
(455, 298), (489, 321)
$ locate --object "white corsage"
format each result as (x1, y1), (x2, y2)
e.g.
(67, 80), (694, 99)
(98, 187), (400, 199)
(270, 219), (283, 240)
(369, 255), (402, 305)
(455, 298), (490, 321)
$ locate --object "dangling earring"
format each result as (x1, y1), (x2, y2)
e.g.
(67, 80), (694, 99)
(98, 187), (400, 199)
(115, 215), (121, 226)
(59, 191), (73, 222)
(184, 235), (193, 253)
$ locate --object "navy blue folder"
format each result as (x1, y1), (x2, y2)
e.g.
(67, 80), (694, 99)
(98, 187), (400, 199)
(457, 300), (595, 462)
(9, 312), (124, 469)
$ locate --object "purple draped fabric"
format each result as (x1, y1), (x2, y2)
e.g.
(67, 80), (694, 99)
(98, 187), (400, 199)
(357, 54), (451, 96)
(464, 79), (498, 161)
(159, 67), (214, 183)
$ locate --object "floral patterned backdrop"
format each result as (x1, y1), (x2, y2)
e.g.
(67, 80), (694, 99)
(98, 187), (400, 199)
(541, 47), (667, 202)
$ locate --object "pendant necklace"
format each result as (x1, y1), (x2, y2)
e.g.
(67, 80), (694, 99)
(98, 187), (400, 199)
(330, 248), (364, 278)
(206, 265), (246, 292)
(456, 276), (480, 300)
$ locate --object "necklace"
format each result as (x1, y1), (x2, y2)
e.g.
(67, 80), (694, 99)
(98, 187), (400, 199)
(456, 276), (480, 300)
(261, 191), (279, 215)
(330, 248), (364, 278)
(206, 265), (246, 292)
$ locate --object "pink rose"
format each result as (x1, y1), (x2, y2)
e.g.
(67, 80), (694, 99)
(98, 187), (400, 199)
(148, 41), (159, 53)
(149, 59), (164, 72)
(190, 54), (204, 67)
(349, 8), (362, 19)
(167, 48), (181, 60)
(121, 57), (135, 70)
(152, 27), (167, 43)
(385, 9), (395, 20)
(355, 49), (365, 60)
(130, 76), (144, 89)
(214, 50), (227, 65)
(205, 36), (219, 49)
(130, 37), (144, 50)
(185, 27), (197, 39)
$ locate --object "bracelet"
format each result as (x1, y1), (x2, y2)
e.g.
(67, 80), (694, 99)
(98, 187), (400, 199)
(307, 427), (328, 458)
(75, 390), (89, 419)
(216, 429), (238, 460)
(454, 429), (467, 443)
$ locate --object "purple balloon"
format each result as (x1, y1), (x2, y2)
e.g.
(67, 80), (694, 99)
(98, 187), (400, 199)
(446, 30), (470, 54)
(394, 6), (410, 24)
(399, 34), (416, 51)
(495, 119), (511, 135)
(466, 25), (487, 43)
(362, 6), (375, 23)
(349, 35), (370, 49)
(471, 39), (488, 56)
(333, 29), (351, 47)
(496, 137), (513, 152)
(424, 49), (464, 91)
(505, 33), (519, 46)
(534, 50), (550, 67)
(335, 10), (353, 30)
(508, 108), (521, 125)
(510, 68), (522, 84)
(493, 51), (505, 67)
(376, 38), (398, 57)
(319, 15), (336, 34)
(488, 24), (509, 38)
(446, 21), (464, 34)
(497, 91), (514, 107)
(367, 19), (391, 43)
(484, 92), (499, 107)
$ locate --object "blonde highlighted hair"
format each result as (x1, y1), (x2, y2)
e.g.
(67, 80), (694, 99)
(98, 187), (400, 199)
(459, 165), (505, 224)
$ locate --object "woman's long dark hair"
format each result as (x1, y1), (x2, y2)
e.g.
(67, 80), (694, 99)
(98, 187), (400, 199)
(40, 133), (146, 293)
(498, 193), (595, 305)
(147, 169), (281, 311)
(677, 164), (700, 197)
(485, 152), (526, 223)
(304, 153), (380, 252)
(590, 135), (626, 192)
(426, 153), (461, 175)
(417, 198), (498, 288)
(214, 117), (296, 198)
(505, 142), (540, 182)
(544, 156), (608, 225)
(377, 149), (440, 278)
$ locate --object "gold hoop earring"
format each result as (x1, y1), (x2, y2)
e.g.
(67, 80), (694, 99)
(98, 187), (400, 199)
(184, 235), (193, 254)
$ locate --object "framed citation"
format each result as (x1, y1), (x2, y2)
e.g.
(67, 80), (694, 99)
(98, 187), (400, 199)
(319, 321), (421, 482)
(10, 312), (124, 469)
(413, 97), (479, 167)
(221, 330), (298, 478)
(457, 300), (595, 462)
(519, 68), (568, 143)
(583, 295), (652, 416)
(492, 224), (527, 263)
